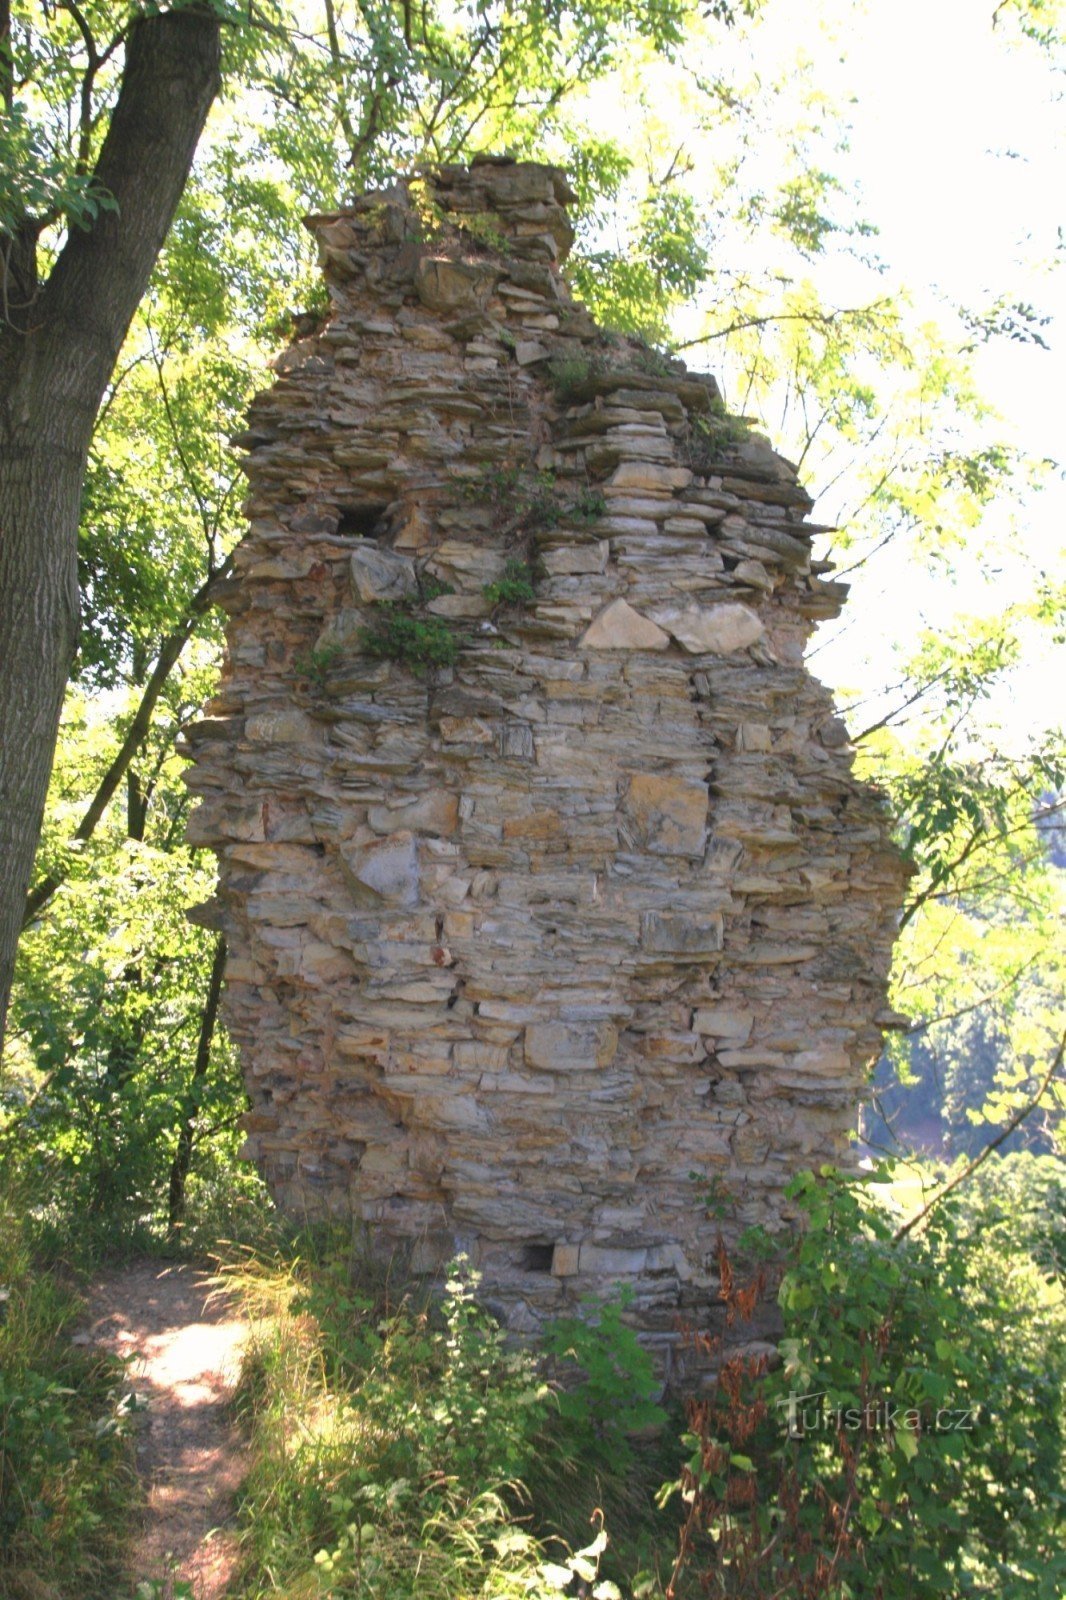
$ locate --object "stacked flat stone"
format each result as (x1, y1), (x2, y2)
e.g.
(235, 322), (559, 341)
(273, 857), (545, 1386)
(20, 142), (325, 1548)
(183, 156), (906, 1371)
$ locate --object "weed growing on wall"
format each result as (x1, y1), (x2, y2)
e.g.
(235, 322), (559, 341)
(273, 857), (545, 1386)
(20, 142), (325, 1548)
(222, 1230), (685, 1598)
(681, 400), (750, 475)
(542, 1288), (666, 1471)
(294, 643), (343, 690)
(567, 488), (608, 525)
(484, 559), (541, 608)
(358, 604), (462, 671)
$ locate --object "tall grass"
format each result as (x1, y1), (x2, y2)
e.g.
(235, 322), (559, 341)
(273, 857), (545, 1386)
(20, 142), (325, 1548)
(219, 1226), (683, 1599)
(0, 1198), (138, 1600)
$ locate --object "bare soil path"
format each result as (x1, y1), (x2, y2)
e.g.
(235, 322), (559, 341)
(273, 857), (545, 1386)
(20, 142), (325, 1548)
(79, 1261), (248, 1599)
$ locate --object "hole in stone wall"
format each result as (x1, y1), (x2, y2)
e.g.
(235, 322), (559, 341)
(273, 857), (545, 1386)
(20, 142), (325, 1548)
(519, 1243), (555, 1273)
(336, 503), (389, 538)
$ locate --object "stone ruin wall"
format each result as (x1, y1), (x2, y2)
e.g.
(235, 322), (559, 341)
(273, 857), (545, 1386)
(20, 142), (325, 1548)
(184, 158), (907, 1367)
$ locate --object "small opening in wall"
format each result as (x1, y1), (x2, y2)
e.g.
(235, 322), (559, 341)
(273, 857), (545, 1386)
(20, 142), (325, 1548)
(519, 1243), (555, 1273)
(336, 503), (388, 538)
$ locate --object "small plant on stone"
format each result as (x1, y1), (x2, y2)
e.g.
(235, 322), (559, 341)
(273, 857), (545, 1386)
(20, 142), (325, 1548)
(696, 1171), (736, 1223)
(359, 604), (461, 671)
(456, 459), (526, 505)
(417, 573), (456, 602)
(459, 460), (565, 538)
(683, 397), (750, 474)
(456, 210), (509, 255)
(625, 344), (677, 379)
(566, 487), (607, 525)
(547, 354), (596, 401)
(483, 559), (540, 609)
(294, 642), (342, 690)
(517, 473), (562, 533)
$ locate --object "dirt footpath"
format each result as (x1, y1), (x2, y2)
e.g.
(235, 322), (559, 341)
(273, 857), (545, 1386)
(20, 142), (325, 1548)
(79, 1261), (248, 1599)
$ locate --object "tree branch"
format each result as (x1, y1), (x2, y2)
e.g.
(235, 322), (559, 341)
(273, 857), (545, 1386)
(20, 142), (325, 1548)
(670, 301), (891, 352)
(904, 953), (1041, 1037)
(893, 1032), (1065, 1244)
(23, 555), (234, 927)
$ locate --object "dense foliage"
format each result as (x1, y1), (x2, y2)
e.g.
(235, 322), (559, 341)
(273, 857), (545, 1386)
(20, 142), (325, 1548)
(668, 1165), (1066, 1598)
(221, 1240), (661, 1599)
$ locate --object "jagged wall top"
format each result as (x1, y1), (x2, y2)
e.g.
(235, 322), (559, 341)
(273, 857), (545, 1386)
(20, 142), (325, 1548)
(311, 155), (579, 281)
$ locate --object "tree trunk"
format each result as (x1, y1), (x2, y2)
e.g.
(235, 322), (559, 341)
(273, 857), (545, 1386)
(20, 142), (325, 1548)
(22, 552), (234, 928)
(167, 934), (227, 1240)
(0, 8), (221, 1052)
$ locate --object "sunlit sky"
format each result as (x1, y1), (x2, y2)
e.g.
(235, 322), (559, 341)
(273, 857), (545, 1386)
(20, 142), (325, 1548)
(664, 0), (1065, 745)
(791, 0), (1063, 738)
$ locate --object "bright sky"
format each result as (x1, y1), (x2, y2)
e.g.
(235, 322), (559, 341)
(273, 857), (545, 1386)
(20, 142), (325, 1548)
(746, 0), (1064, 741)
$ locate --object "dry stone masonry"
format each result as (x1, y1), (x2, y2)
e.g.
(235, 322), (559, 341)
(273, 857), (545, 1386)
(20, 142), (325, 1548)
(184, 157), (907, 1365)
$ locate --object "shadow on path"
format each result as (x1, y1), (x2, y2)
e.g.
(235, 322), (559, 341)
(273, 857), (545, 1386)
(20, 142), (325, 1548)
(80, 1261), (248, 1599)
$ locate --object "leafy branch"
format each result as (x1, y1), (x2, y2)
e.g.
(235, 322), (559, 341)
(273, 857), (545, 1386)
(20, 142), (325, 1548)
(893, 1032), (1065, 1243)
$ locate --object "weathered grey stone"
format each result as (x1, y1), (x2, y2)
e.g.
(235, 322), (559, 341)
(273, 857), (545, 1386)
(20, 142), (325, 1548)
(415, 255), (498, 312)
(514, 339), (550, 365)
(693, 1007), (754, 1042)
(368, 792), (460, 836)
(315, 609), (371, 653)
(641, 911), (725, 955)
(349, 543), (418, 603)
(524, 1020), (619, 1072)
(341, 833), (421, 907)
(541, 541), (609, 576)
(623, 772), (708, 857)
(737, 723), (772, 752)
(578, 1243), (647, 1274)
(651, 602), (765, 654)
(245, 709), (321, 744)
(609, 461), (692, 492)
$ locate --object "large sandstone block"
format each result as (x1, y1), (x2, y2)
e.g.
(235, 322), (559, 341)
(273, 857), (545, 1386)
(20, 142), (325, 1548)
(623, 772), (708, 858)
(580, 599), (670, 650)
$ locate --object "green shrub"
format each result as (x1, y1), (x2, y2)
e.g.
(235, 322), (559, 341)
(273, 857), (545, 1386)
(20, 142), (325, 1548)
(566, 488), (607, 525)
(665, 1163), (1066, 1599)
(682, 399), (750, 474)
(547, 354), (602, 401)
(227, 1234), (688, 1597)
(295, 643), (343, 690)
(229, 1250), (560, 1598)
(542, 1288), (665, 1472)
(358, 604), (461, 671)
(483, 559), (540, 609)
